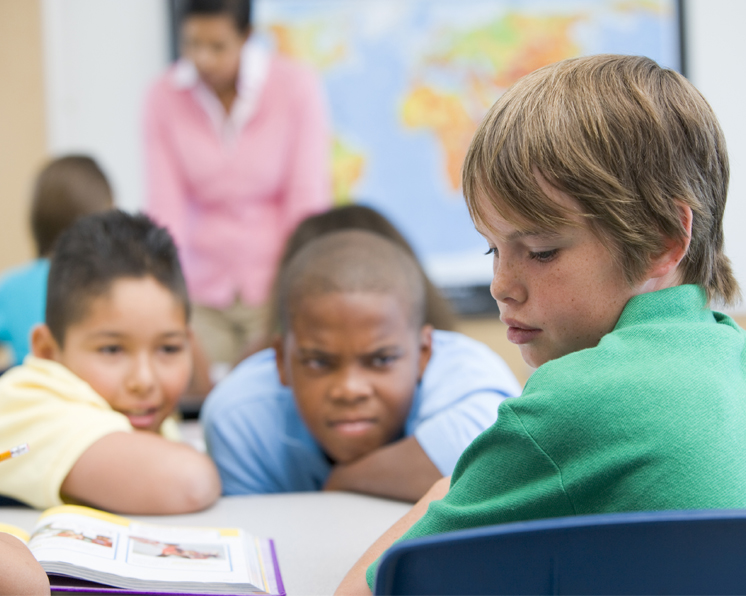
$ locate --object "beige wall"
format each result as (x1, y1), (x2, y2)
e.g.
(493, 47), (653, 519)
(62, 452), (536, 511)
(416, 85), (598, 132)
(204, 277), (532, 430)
(0, 0), (47, 270)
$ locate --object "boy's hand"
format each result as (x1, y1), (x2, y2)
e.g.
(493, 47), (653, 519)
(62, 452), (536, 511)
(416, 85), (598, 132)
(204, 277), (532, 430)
(335, 475), (450, 596)
(323, 436), (441, 502)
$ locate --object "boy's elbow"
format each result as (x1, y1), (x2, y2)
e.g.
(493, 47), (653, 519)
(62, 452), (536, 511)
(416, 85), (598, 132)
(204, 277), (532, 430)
(13, 567), (51, 596)
(0, 569), (51, 596)
(0, 535), (51, 596)
(172, 455), (221, 513)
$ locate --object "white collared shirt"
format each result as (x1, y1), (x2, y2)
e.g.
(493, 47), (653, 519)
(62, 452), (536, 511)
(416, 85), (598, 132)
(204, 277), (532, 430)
(171, 37), (270, 145)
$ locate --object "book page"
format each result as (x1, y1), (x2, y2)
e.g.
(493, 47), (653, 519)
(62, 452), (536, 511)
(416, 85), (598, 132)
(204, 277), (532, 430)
(28, 507), (129, 575)
(28, 506), (275, 594)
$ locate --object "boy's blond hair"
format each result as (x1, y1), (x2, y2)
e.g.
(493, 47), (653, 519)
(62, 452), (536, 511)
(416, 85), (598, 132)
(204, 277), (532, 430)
(463, 54), (738, 304)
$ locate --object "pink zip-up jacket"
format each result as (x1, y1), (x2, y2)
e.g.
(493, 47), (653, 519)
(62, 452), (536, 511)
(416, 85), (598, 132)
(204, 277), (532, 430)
(143, 41), (331, 308)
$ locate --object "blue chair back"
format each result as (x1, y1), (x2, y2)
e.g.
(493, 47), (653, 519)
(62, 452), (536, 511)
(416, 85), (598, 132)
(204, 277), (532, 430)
(374, 509), (746, 595)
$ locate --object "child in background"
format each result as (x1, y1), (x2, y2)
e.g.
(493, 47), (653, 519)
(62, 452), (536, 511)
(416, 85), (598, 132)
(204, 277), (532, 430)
(202, 230), (521, 502)
(0, 210), (220, 513)
(337, 54), (746, 595)
(0, 533), (50, 595)
(238, 204), (456, 359)
(0, 155), (114, 367)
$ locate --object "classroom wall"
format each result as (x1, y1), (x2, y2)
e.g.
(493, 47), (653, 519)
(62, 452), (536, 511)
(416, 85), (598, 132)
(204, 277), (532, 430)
(0, 0), (47, 271)
(685, 0), (746, 311)
(0, 0), (742, 384)
(41, 0), (170, 214)
(31, 0), (746, 313)
(2, 1), (745, 310)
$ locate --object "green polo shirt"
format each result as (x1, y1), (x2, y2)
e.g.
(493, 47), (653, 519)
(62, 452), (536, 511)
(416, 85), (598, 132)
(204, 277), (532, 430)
(368, 285), (746, 588)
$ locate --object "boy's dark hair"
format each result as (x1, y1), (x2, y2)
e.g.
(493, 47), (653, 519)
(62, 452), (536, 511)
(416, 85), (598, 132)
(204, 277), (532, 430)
(179, 0), (251, 32)
(31, 155), (113, 257)
(278, 230), (427, 335)
(46, 210), (190, 346)
(463, 54), (738, 305)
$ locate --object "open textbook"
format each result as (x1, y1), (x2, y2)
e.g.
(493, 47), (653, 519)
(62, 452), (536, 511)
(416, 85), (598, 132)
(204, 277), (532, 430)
(0, 505), (285, 595)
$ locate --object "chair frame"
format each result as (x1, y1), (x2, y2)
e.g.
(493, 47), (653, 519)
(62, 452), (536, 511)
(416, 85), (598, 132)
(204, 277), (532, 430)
(375, 509), (746, 595)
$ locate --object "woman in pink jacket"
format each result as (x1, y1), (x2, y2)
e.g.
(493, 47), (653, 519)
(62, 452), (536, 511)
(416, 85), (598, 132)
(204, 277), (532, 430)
(144, 0), (331, 374)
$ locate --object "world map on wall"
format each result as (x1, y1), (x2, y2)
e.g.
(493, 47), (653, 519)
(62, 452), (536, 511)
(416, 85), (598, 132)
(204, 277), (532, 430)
(254, 0), (681, 287)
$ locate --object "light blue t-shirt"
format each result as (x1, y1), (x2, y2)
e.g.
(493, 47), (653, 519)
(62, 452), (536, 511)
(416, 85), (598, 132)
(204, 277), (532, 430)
(0, 259), (49, 366)
(201, 330), (522, 495)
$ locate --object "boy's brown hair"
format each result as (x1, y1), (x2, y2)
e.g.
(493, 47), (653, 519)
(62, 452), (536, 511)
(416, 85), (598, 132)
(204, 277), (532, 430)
(31, 155), (113, 257)
(463, 54), (738, 304)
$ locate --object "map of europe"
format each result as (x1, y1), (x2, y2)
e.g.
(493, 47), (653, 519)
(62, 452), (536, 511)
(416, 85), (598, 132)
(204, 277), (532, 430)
(254, 0), (680, 287)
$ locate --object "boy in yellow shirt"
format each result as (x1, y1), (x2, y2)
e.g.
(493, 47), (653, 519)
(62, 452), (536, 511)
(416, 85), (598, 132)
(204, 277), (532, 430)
(0, 210), (220, 513)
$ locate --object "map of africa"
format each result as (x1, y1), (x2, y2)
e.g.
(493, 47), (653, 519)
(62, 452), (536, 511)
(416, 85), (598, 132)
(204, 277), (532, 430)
(254, 0), (681, 287)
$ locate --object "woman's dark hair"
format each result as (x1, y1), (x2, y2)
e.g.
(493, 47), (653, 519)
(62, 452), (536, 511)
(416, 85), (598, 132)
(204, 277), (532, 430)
(31, 155), (113, 257)
(179, 0), (252, 32)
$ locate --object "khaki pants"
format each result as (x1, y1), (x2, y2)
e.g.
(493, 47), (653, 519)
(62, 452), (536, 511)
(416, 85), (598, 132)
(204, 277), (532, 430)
(191, 299), (268, 371)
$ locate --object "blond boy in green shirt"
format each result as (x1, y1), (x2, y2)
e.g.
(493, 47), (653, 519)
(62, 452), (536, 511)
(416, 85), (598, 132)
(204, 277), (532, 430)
(338, 54), (745, 595)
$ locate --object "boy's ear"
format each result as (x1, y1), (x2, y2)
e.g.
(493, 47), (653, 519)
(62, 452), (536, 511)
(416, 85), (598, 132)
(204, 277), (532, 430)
(30, 323), (62, 361)
(417, 325), (434, 381)
(273, 335), (291, 387)
(648, 202), (693, 280)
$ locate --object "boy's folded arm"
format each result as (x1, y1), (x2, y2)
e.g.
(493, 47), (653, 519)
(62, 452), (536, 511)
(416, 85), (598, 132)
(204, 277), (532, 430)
(323, 436), (441, 502)
(335, 475), (450, 596)
(60, 431), (221, 514)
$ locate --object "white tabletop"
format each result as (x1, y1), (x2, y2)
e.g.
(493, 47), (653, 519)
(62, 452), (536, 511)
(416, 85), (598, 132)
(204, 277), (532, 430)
(0, 492), (411, 595)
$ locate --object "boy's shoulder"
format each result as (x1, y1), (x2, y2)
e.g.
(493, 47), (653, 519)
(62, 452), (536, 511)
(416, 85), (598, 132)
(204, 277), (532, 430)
(201, 348), (294, 423)
(403, 330), (522, 433)
(0, 357), (132, 509)
(0, 356), (119, 410)
(484, 286), (746, 514)
(429, 329), (505, 359)
(518, 285), (746, 416)
(424, 330), (522, 397)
